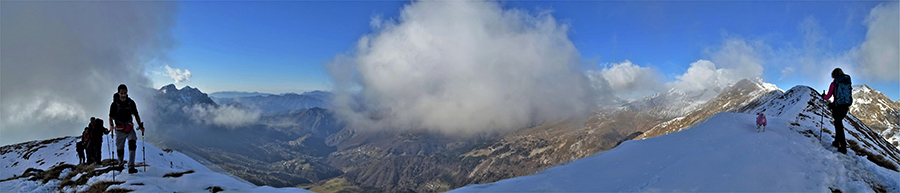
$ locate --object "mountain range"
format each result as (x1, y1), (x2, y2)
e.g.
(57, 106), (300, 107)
(209, 90), (332, 114)
(4, 80), (896, 192)
(149, 80), (900, 192)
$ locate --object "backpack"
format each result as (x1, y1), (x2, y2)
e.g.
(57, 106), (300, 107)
(833, 74), (853, 105)
(82, 128), (91, 142)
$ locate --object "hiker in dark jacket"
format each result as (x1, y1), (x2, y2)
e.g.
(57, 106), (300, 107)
(87, 118), (108, 165)
(109, 84), (144, 173)
(823, 68), (853, 154)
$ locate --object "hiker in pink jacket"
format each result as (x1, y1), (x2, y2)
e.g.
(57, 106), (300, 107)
(756, 112), (767, 132)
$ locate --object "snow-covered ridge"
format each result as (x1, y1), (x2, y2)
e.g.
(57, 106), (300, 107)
(1, 136), (311, 192)
(737, 85), (899, 168)
(452, 85), (900, 192)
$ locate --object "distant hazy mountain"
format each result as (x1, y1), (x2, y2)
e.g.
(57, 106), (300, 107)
(623, 83), (726, 119)
(208, 91), (273, 99)
(148, 85), (343, 187)
(210, 91), (332, 114)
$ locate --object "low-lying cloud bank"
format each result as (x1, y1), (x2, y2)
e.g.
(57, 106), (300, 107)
(183, 104), (261, 129)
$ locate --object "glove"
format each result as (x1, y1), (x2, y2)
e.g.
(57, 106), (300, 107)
(139, 122), (145, 131)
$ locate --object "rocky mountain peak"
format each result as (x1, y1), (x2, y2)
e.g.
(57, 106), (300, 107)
(848, 84), (900, 149)
(155, 84), (217, 109)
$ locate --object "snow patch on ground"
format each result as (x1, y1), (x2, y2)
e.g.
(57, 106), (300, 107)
(1, 136), (312, 193)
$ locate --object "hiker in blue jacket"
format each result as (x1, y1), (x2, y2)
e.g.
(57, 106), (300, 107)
(822, 68), (853, 154)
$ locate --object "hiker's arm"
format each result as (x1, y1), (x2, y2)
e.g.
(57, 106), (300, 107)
(823, 82), (835, 100)
(133, 102), (142, 131)
(109, 103), (116, 128)
(135, 113), (142, 130)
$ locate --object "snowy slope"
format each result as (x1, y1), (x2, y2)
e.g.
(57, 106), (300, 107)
(1, 136), (312, 193)
(452, 86), (900, 192)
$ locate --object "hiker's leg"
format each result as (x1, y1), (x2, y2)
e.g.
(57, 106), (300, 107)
(116, 130), (127, 164)
(87, 143), (95, 164)
(833, 105), (848, 153)
(92, 142), (103, 164)
(127, 131), (137, 168)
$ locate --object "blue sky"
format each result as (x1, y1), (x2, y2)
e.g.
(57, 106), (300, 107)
(153, 0), (898, 99)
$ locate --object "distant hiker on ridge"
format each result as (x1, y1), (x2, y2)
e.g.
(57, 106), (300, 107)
(109, 84), (144, 173)
(822, 68), (853, 154)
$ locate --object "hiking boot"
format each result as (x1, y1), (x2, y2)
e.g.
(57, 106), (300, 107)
(128, 167), (138, 174)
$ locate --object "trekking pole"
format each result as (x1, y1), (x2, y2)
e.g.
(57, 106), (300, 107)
(141, 128), (146, 172)
(107, 133), (112, 163)
(819, 89), (825, 141)
(110, 130), (116, 181)
(820, 109), (824, 141)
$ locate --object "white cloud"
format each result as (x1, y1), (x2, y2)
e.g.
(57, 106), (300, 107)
(183, 104), (260, 128)
(329, 0), (596, 134)
(708, 38), (765, 79)
(3, 94), (85, 126)
(668, 60), (732, 92)
(854, 2), (899, 81)
(0, 2), (176, 145)
(587, 60), (661, 99)
(165, 65), (193, 83)
(667, 38), (765, 93)
(780, 67), (795, 80)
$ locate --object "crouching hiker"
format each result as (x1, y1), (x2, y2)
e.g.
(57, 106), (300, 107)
(109, 84), (145, 174)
